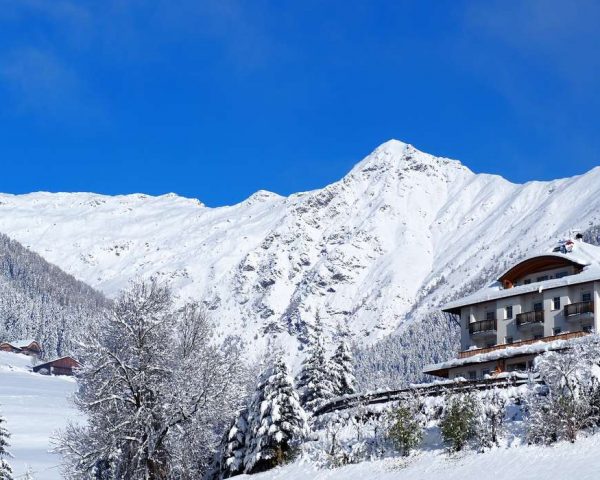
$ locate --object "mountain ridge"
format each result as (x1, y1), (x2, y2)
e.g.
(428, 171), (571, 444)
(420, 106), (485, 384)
(0, 141), (599, 371)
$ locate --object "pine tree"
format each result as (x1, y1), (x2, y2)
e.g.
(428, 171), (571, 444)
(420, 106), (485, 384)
(440, 393), (477, 453)
(295, 315), (335, 412)
(217, 409), (249, 478)
(387, 398), (423, 456)
(330, 340), (357, 397)
(0, 412), (13, 480)
(244, 357), (307, 474)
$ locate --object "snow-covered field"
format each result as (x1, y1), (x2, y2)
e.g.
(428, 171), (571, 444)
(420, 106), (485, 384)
(0, 352), (78, 479)
(242, 434), (600, 480)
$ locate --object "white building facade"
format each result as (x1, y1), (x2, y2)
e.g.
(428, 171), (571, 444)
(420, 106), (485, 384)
(424, 237), (600, 380)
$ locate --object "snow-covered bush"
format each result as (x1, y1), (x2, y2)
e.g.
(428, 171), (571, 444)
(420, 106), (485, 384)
(527, 337), (600, 444)
(440, 393), (478, 452)
(475, 390), (507, 450)
(387, 397), (424, 456)
(0, 411), (13, 480)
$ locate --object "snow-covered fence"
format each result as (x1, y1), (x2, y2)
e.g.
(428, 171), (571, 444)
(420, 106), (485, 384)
(313, 373), (538, 416)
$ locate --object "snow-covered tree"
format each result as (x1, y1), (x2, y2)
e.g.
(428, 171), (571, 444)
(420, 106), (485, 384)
(58, 280), (246, 480)
(244, 357), (308, 474)
(214, 409), (249, 478)
(22, 466), (35, 480)
(296, 315), (335, 412)
(0, 412), (13, 480)
(527, 336), (600, 444)
(475, 390), (506, 449)
(387, 397), (424, 456)
(330, 340), (357, 397)
(440, 393), (477, 453)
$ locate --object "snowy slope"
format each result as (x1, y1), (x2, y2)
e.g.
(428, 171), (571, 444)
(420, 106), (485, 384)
(0, 352), (78, 479)
(239, 435), (600, 480)
(0, 140), (599, 356)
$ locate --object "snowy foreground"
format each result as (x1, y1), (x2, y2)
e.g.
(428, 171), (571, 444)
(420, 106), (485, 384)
(0, 352), (78, 479)
(241, 434), (600, 480)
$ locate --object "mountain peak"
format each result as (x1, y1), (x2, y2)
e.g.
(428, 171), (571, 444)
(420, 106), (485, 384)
(348, 139), (471, 183)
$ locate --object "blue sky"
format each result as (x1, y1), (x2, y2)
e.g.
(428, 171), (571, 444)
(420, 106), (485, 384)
(0, 1), (598, 206)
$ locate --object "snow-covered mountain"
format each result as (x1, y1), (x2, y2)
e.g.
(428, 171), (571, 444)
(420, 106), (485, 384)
(1, 140), (599, 358)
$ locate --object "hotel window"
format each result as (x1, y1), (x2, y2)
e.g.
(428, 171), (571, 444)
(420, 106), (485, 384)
(536, 275), (549, 282)
(524, 279), (531, 285)
(482, 368), (491, 378)
(584, 325), (593, 333)
(556, 271), (568, 278)
(552, 297), (561, 310)
(468, 371), (477, 380)
(553, 327), (562, 335)
(505, 336), (513, 344)
(534, 334), (543, 340)
(486, 310), (495, 321)
(533, 302), (543, 312)
(505, 306), (513, 319)
(582, 292), (592, 303)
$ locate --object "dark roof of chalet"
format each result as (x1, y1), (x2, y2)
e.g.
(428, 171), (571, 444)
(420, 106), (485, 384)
(32, 356), (81, 371)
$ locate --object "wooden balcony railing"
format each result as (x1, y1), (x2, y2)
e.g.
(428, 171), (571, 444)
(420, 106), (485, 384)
(564, 301), (594, 317)
(458, 330), (590, 359)
(468, 318), (497, 334)
(516, 310), (544, 327)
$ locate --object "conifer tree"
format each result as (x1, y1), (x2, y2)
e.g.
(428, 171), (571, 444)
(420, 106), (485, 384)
(244, 357), (307, 474)
(440, 394), (477, 452)
(388, 398), (423, 456)
(295, 315), (335, 411)
(330, 340), (357, 397)
(217, 409), (249, 478)
(440, 393), (477, 453)
(0, 412), (13, 480)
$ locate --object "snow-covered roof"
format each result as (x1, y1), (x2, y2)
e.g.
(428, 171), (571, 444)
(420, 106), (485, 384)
(3, 339), (39, 348)
(423, 335), (590, 374)
(442, 240), (600, 313)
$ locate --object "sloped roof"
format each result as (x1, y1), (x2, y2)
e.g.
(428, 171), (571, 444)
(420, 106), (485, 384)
(33, 356), (81, 370)
(442, 240), (600, 314)
(1, 339), (39, 348)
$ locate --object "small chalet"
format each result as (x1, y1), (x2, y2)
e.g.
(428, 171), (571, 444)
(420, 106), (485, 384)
(0, 339), (42, 357)
(33, 356), (81, 376)
(424, 235), (600, 380)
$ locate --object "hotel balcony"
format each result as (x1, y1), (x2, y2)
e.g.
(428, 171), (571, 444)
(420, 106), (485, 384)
(564, 301), (594, 319)
(516, 310), (544, 331)
(468, 318), (497, 338)
(564, 301), (594, 329)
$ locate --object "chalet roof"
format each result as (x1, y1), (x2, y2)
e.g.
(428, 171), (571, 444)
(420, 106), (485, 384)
(33, 356), (81, 370)
(442, 240), (600, 314)
(1, 339), (39, 348)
